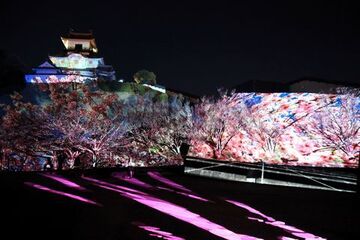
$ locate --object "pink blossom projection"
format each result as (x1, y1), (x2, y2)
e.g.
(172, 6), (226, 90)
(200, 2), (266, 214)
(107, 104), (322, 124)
(24, 182), (101, 206)
(85, 177), (260, 240)
(191, 92), (359, 168)
(226, 199), (326, 240)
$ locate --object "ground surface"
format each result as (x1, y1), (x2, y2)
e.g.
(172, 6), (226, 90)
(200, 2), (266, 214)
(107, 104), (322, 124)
(0, 167), (358, 240)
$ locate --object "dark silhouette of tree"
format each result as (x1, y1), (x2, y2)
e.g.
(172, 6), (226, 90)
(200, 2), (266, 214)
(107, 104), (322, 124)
(133, 69), (157, 85)
(0, 50), (26, 95)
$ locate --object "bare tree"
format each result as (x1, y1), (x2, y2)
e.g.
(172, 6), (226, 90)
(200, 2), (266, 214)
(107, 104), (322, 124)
(301, 91), (359, 164)
(192, 90), (248, 159)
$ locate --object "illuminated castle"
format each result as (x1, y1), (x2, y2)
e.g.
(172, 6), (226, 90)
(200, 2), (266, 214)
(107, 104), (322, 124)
(25, 30), (116, 83)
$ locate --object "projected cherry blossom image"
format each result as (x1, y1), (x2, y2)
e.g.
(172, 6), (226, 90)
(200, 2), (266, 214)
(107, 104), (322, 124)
(2, 5), (360, 240)
(0, 82), (358, 171)
(0, 82), (188, 171)
(190, 91), (359, 168)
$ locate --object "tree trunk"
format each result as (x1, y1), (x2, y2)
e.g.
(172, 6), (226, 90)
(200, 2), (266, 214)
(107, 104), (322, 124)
(68, 157), (75, 169)
(212, 148), (222, 159)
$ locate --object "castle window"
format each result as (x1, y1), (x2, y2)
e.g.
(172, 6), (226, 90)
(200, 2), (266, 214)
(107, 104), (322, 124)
(75, 44), (83, 51)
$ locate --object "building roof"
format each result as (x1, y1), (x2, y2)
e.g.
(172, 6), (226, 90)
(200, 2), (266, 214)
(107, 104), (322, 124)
(233, 79), (288, 93)
(61, 30), (95, 40)
(37, 61), (57, 69)
(31, 61), (61, 75)
(60, 29), (98, 54)
(288, 77), (360, 88)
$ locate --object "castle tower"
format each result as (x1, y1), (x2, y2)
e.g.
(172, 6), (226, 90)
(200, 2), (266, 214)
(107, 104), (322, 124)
(60, 30), (98, 56)
(25, 30), (116, 83)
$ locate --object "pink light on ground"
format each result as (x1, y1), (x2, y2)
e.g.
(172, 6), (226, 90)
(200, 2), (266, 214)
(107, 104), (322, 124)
(227, 200), (275, 222)
(24, 182), (101, 206)
(226, 200), (326, 240)
(247, 217), (264, 223)
(81, 176), (147, 195)
(40, 173), (86, 191)
(148, 171), (192, 193)
(156, 186), (209, 202)
(134, 223), (186, 240)
(113, 172), (209, 202)
(112, 173), (154, 189)
(87, 178), (261, 240)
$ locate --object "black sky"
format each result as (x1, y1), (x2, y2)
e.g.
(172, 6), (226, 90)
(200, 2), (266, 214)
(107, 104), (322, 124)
(0, 0), (359, 95)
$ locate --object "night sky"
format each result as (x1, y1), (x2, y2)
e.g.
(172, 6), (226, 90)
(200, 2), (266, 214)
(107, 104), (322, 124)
(0, 0), (359, 95)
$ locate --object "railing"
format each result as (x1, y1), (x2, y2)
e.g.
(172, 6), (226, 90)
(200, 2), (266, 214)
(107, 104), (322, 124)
(184, 156), (358, 193)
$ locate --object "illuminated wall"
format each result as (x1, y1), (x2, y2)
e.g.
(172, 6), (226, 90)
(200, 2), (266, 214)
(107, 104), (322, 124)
(61, 39), (91, 50)
(61, 37), (97, 53)
(190, 92), (360, 168)
(49, 54), (103, 69)
(25, 75), (90, 83)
